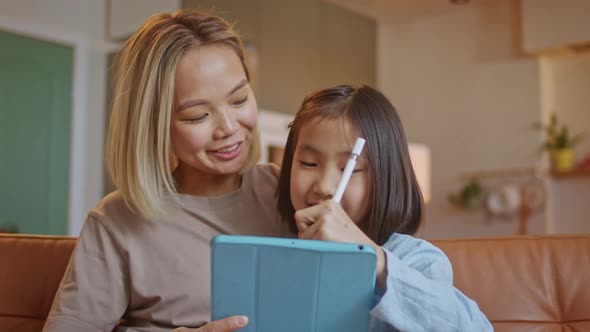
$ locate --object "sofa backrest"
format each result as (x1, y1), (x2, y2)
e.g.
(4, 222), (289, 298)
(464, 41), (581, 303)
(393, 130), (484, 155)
(432, 235), (590, 331)
(1, 233), (589, 332)
(0, 234), (77, 332)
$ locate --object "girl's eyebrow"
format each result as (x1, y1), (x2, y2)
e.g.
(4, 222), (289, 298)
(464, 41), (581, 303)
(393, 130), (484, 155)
(176, 79), (248, 112)
(299, 143), (366, 160)
(299, 144), (320, 153)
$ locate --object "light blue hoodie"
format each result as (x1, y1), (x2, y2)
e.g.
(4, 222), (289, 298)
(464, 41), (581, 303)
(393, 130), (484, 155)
(369, 233), (494, 332)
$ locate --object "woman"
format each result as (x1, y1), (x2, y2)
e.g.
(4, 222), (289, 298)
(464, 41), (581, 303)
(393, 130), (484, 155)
(43, 9), (292, 332)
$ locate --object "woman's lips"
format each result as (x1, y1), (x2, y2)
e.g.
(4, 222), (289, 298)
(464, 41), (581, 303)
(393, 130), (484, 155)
(210, 142), (242, 160)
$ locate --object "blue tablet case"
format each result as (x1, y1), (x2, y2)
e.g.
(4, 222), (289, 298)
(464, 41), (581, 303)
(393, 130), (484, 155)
(211, 235), (377, 332)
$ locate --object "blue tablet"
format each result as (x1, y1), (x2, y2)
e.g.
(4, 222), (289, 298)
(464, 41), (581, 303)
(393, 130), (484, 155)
(211, 235), (377, 332)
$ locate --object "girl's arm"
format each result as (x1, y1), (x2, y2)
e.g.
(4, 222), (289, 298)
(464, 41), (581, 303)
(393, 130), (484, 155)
(370, 233), (493, 332)
(294, 201), (491, 331)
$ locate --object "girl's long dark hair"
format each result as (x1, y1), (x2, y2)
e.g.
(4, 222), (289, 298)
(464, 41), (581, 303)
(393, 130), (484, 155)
(277, 85), (423, 245)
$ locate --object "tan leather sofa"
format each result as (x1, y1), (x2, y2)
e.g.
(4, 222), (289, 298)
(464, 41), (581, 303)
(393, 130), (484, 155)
(1, 233), (589, 331)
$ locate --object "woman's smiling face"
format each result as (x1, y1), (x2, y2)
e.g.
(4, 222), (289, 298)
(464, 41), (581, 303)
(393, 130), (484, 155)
(171, 45), (257, 179)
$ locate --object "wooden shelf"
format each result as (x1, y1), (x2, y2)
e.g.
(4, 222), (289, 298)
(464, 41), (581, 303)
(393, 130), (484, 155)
(550, 169), (590, 179)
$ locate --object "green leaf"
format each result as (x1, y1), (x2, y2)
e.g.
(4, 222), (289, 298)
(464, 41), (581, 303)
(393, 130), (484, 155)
(534, 113), (584, 151)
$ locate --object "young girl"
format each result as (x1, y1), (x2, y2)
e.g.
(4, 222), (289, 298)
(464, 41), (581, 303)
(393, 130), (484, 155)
(277, 85), (493, 331)
(43, 10), (292, 332)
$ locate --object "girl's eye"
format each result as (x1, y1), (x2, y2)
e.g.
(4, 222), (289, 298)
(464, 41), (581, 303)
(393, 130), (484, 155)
(299, 161), (317, 168)
(233, 96), (248, 107)
(183, 113), (209, 123)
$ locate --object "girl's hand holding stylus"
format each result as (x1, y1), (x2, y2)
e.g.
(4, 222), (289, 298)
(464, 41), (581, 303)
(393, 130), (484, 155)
(294, 200), (387, 289)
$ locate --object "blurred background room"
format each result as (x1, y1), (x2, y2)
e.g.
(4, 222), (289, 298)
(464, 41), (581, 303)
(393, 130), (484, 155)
(1, 0), (589, 239)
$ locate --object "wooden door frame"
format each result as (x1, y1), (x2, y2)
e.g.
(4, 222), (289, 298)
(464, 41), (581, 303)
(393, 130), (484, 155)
(258, 110), (293, 164)
(0, 16), (120, 236)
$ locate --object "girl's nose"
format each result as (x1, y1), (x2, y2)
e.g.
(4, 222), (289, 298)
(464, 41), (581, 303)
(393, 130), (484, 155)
(312, 170), (340, 200)
(213, 108), (238, 139)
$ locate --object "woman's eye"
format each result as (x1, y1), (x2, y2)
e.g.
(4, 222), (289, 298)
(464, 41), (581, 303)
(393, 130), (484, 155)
(233, 96), (248, 106)
(183, 113), (209, 123)
(299, 161), (317, 168)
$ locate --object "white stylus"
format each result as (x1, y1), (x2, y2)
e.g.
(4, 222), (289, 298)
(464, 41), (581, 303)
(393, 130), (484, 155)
(332, 137), (366, 204)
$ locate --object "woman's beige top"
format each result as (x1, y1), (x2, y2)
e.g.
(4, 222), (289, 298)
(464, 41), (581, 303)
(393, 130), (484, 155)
(43, 164), (293, 332)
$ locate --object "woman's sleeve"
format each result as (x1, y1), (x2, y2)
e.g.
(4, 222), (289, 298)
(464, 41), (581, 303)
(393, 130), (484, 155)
(42, 214), (130, 332)
(370, 235), (493, 332)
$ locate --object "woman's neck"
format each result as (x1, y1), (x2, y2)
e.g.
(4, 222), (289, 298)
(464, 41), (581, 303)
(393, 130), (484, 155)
(174, 166), (243, 197)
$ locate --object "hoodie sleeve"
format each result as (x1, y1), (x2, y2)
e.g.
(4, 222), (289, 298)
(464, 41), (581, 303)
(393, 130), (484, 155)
(369, 234), (493, 332)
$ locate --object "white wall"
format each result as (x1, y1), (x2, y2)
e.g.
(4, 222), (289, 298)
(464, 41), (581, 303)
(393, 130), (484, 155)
(377, 0), (545, 239)
(0, 0), (115, 235)
(0, 0), (105, 40)
(547, 177), (590, 234)
(109, 0), (181, 39)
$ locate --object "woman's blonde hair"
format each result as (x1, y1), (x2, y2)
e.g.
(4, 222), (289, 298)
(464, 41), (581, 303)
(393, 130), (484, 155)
(107, 9), (260, 217)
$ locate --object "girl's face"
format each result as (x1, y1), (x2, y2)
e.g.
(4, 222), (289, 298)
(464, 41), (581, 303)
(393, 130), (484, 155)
(172, 44), (257, 179)
(290, 116), (372, 225)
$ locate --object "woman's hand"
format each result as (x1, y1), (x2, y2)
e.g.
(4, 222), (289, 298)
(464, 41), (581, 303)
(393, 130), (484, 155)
(294, 200), (387, 289)
(173, 315), (248, 332)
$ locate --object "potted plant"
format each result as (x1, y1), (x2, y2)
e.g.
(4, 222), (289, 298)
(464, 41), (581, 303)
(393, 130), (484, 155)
(449, 178), (485, 209)
(535, 114), (584, 172)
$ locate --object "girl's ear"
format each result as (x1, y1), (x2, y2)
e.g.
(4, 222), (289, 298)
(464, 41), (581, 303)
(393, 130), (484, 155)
(170, 151), (179, 172)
